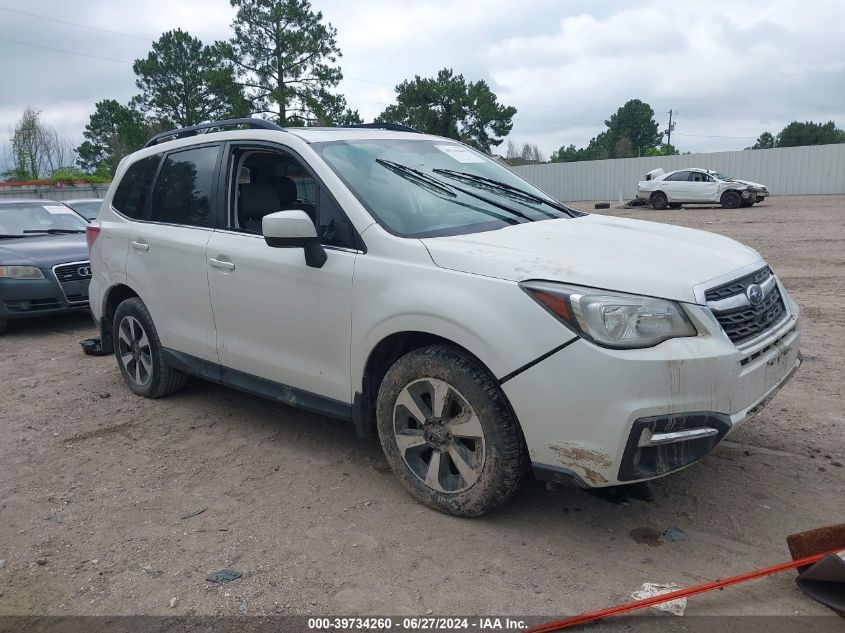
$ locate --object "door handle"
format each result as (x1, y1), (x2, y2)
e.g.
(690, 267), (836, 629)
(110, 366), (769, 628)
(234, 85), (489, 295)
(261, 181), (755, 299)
(131, 241), (149, 252)
(209, 258), (235, 271)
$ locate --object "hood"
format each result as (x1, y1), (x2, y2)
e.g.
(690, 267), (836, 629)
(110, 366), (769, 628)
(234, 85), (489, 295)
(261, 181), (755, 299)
(0, 234), (89, 268)
(731, 178), (766, 190)
(421, 215), (762, 303)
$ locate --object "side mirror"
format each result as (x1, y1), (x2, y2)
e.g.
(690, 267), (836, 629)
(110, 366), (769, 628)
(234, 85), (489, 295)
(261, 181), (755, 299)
(262, 210), (327, 268)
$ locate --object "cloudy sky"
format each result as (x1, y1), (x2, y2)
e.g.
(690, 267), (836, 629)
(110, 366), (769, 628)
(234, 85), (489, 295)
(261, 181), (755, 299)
(1, 0), (843, 166)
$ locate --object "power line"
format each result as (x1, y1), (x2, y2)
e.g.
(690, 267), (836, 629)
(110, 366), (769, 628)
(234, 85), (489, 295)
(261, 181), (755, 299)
(0, 36), (132, 64)
(0, 5), (153, 41)
(674, 133), (756, 139)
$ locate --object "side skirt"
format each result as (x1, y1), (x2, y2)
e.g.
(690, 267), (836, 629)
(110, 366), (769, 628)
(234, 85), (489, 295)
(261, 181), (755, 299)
(162, 348), (353, 422)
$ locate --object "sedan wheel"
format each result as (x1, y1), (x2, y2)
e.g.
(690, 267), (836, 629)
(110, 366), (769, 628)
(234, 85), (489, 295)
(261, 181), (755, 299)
(393, 377), (486, 494)
(650, 192), (669, 210)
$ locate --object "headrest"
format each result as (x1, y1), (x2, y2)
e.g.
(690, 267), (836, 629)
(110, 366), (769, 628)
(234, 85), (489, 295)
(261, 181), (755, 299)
(239, 184), (280, 221)
(275, 176), (298, 203)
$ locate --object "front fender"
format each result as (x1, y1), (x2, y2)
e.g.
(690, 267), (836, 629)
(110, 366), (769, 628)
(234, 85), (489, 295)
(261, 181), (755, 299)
(350, 257), (576, 394)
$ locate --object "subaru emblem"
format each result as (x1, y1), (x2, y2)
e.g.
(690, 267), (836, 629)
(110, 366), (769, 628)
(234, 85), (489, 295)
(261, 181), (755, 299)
(746, 283), (764, 305)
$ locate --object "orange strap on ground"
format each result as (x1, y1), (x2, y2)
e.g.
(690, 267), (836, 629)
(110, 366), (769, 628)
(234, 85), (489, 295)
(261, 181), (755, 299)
(524, 548), (844, 633)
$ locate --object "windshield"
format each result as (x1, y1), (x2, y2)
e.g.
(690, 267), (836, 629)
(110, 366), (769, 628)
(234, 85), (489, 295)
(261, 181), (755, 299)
(66, 201), (102, 221)
(313, 139), (572, 237)
(0, 202), (88, 236)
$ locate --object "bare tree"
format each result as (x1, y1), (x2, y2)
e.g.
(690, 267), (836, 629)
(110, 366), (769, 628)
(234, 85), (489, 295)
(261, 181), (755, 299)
(520, 142), (545, 164)
(6, 107), (76, 180)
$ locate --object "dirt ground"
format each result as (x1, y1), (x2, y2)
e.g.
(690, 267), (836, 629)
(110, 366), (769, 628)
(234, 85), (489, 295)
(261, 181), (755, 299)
(0, 195), (843, 622)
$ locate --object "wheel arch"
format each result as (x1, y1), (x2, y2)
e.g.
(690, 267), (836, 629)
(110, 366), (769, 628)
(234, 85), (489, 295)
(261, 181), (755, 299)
(99, 283), (142, 353)
(353, 328), (512, 439)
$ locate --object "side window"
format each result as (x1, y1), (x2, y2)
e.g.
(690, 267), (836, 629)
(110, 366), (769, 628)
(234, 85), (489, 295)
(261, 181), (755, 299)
(286, 163), (317, 205)
(666, 171), (690, 181)
(690, 172), (710, 182)
(316, 188), (355, 249)
(150, 146), (218, 227)
(112, 154), (161, 219)
(230, 147), (357, 249)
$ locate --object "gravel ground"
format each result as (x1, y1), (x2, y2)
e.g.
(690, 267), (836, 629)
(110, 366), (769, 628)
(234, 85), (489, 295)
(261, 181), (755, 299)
(0, 195), (842, 622)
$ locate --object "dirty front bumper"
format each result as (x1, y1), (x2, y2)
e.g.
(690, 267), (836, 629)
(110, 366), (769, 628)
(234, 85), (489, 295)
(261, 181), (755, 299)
(503, 296), (801, 488)
(0, 270), (89, 320)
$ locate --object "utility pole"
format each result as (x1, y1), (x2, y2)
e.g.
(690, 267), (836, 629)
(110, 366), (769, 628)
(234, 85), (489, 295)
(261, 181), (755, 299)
(665, 109), (675, 147)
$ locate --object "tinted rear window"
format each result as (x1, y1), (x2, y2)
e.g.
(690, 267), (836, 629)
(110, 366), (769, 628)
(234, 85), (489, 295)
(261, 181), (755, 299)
(112, 154), (161, 219)
(150, 146), (218, 227)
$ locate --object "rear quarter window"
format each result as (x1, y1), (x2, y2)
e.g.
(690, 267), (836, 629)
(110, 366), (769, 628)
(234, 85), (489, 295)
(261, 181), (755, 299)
(112, 154), (161, 219)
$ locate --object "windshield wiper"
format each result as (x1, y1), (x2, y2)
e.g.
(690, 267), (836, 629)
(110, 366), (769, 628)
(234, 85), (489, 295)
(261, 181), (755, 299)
(432, 169), (581, 218)
(378, 159), (543, 224)
(0, 234), (39, 239)
(376, 159), (458, 197)
(23, 229), (85, 234)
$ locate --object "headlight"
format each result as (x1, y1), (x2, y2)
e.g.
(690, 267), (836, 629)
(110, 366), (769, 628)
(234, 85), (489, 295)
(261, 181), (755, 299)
(0, 265), (45, 280)
(521, 281), (697, 349)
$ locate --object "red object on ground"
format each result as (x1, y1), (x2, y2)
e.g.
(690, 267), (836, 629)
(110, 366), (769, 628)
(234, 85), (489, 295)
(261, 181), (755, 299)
(524, 548), (844, 633)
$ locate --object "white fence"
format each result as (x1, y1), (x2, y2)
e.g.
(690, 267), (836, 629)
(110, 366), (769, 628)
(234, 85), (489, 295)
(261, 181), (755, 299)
(512, 143), (845, 202)
(0, 184), (110, 202)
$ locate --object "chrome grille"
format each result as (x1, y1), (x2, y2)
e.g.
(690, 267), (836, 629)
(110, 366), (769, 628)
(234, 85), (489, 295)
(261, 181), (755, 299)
(52, 260), (91, 305)
(706, 266), (787, 346)
(54, 262), (91, 283)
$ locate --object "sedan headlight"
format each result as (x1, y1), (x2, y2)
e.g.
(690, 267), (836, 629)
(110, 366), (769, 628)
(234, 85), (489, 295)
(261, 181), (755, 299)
(521, 281), (697, 349)
(0, 265), (45, 280)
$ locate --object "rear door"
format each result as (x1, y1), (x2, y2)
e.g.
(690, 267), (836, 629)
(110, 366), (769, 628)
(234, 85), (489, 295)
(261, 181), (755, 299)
(125, 144), (222, 363)
(660, 171), (692, 201)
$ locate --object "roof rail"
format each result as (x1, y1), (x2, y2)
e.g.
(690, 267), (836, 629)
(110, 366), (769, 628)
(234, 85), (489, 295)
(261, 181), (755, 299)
(342, 122), (420, 134)
(143, 118), (284, 148)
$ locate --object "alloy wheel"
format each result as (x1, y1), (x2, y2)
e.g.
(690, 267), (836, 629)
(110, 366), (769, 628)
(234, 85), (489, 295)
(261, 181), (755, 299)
(393, 378), (486, 493)
(117, 315), (153, 387)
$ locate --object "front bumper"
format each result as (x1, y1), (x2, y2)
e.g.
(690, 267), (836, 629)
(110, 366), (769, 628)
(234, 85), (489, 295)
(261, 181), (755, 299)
(504, 295), (801, 488)
(0, 272), (89, 320)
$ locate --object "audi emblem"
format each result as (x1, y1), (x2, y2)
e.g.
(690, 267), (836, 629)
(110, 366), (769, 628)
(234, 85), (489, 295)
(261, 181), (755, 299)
(77, 266), (92, 278)
(746, 283), (764, 306)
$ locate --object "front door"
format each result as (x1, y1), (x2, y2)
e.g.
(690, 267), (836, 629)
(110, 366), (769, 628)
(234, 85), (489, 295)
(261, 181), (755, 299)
(687, 171), (719, 202)
(206, 145), (359, 405)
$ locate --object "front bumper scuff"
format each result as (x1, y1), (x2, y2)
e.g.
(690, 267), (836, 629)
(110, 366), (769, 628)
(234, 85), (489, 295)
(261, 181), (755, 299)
(505, 299), (802, 488)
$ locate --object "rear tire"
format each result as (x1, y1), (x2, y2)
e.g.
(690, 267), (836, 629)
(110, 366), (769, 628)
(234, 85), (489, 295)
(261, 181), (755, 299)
(650, 192), (669, 210)
(113, 297), (187, 398)
(721, 191), (742, 209)
(376, 345), (527, 517)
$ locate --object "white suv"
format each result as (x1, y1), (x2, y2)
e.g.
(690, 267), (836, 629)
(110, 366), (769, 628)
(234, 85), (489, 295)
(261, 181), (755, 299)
(87, 119), (801, 516)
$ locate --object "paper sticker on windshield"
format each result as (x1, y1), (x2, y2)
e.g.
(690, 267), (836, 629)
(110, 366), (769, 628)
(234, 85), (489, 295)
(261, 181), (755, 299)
(435, 144), (486, 163)
(43, 205), (75, 215)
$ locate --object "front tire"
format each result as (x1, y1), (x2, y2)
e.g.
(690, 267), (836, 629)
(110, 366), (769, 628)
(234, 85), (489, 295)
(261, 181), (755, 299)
(650, 192), (669, 210)
(721, 191), (742, 209)
(376, 345), (527, 517)
(113, 297), (187, 398)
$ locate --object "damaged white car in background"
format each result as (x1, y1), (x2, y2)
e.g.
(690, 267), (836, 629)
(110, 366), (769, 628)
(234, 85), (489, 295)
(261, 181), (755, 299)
(638, 168), (769, 210)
